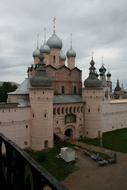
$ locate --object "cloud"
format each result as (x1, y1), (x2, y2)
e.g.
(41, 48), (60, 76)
(0, 0), (127, 89)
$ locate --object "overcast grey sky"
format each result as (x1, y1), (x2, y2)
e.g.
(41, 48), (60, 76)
(0, 0), (127, 89)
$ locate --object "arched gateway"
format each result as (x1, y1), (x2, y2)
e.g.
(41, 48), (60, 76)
(64, 128), (73, 138)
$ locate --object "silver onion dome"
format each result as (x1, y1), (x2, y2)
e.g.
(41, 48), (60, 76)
(66, 48), (76, 58)
(33, 48), (41, 57)
(47, 33), (63, 49)
(40, 43), (51, 54)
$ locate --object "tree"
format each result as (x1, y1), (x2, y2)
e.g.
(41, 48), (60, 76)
(0, 82), (18, 103)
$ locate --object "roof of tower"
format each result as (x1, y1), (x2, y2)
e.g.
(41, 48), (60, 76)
(66, 48), (76, 58)
(40, 43), (51, 54)
(106, 71), (111, 77)
(33, 34), (41, 57)
(40, 28), (51, 54)
(30, 54), (53, 87)
(66, 33), (76, 58)
(47, 33), (63, 49)
(115, 79), (121, 91)
(84, 58), (101, 87)
(33, 48), (41, 57)
(99, 64), (106, 73)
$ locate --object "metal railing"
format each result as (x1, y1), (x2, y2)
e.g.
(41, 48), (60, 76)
(0, 133), (68, 190)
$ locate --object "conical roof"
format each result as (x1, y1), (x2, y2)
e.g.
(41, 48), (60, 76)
(30, 54), (52, 87)
(84, 58), (101, 87)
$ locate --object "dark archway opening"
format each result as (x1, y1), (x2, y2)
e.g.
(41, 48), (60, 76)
(64, 128), (73, 138)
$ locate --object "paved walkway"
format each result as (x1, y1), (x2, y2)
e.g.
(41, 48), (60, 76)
(62, 140), (127, 190)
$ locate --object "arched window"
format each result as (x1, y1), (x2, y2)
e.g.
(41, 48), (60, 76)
(61, 107), (64, 114)
(73, 107), (76, 113)
(57, 108), (60, 115)
(66, 107), (68, 114)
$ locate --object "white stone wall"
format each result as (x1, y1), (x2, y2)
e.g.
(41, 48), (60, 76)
(102, 101), (127, 133)
(0, 107), (30, 148)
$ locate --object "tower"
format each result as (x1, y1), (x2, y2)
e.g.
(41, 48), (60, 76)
(29, 54), (54, 150)
(66, 33), (76, 69)
(82, 57), (103, 138)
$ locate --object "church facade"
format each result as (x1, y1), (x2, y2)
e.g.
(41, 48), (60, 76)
(0, 24), (127, 150)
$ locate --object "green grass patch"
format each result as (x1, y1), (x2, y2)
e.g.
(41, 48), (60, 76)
(79, 128), (127, 153)
(103, 128), (127, 153)
(25, 146), (78, 181)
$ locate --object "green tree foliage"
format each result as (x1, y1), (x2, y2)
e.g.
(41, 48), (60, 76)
(0, 82), (17, 103)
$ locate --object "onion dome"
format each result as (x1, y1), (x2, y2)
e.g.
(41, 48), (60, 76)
(99, 64), (106, 74)
(40, 43), (51, 54)
(60, 50), (66, 60)
(84, 59), (101, 87)
(30, 54), (52, 87)
(106, 71), (111, 77)
(33, 48), (41, 57)
(66, 48), (76, 58)
(33, 34), (41, 57)
(47, 33), (62, 49)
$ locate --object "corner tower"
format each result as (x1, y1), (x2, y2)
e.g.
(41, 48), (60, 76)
(29, 54), (53, 150)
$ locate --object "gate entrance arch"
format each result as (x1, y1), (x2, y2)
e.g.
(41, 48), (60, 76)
(64, 128), (73, 138)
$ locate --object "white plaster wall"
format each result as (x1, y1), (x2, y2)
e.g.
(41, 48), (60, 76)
(0, 107), (30, 149)
(102, 101), (127, 133)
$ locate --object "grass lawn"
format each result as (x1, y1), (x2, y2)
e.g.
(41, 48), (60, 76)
(79, 128), (127, 153)
(26, 143), (78, 181)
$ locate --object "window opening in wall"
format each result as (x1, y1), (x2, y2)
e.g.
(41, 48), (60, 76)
(66, 107), (68, 114)
(61, 86), (65, 94)
(53, 56), (56, 63)
(62, 107), (64, 114)
(24, 141), (27, 145)
(44, 114), (47, 118)
(57, 108), (60, 115)
(26, 125), (28, 128)
(88, 108), (90, 113)
(77, 106), (80, 113)
(33, 113), (35, 118)
(44, 140), (48, 148)
(74, 107), (76, 113)
(74, 86), (76, 94)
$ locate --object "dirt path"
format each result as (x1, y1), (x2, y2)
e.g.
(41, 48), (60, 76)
(62, 141), (127, 190)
